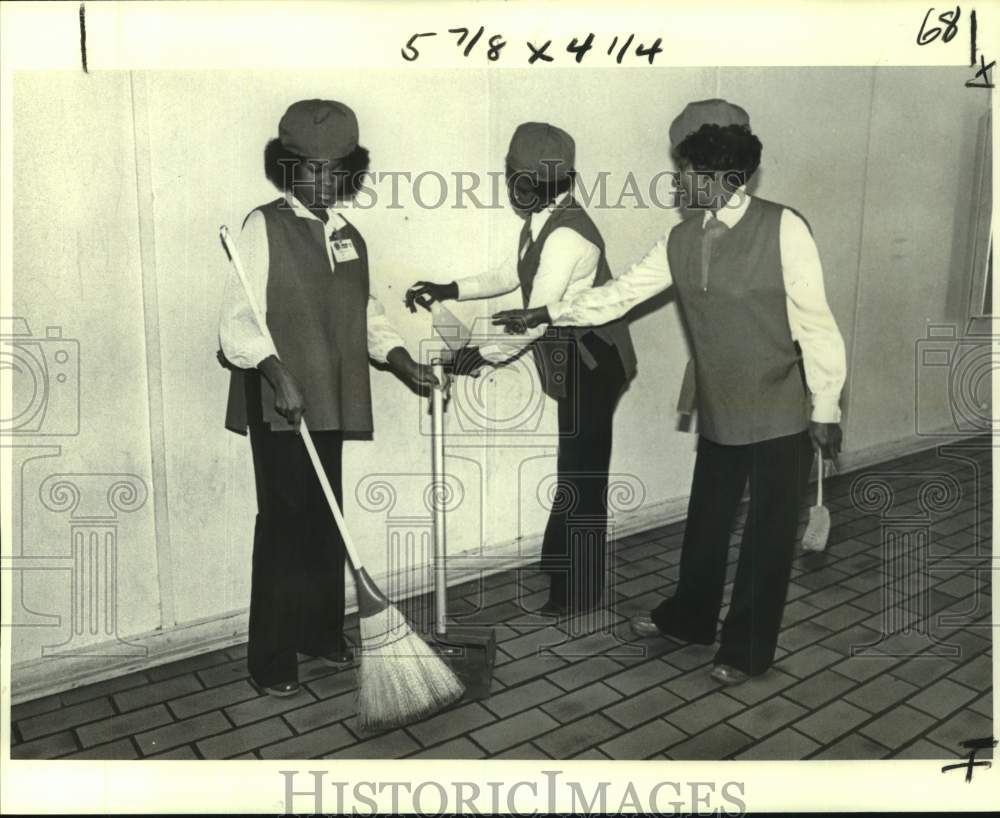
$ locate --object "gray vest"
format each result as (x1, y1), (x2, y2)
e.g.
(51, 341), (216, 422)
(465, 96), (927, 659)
(667, 197), (810, 445)
(225, 199), (374, 434)
(517, 197), (637, 400)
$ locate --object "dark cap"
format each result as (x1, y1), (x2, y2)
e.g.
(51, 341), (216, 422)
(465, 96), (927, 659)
(506, 122), (575, 181)
(669, 99), (750, 146)
(278, 99), (359, 161)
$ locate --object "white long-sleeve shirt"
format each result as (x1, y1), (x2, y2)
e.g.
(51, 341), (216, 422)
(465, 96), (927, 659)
(454, 192), (600, 364)
(218, 192), (407, 369)
(547, 190), (847, 424)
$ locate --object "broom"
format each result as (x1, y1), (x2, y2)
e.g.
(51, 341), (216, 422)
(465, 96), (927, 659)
(218, 225), (464, 732)
(801, 445), (831, 552)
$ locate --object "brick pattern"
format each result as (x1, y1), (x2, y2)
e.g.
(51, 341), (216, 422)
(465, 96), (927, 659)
(9, 439), (992, 761)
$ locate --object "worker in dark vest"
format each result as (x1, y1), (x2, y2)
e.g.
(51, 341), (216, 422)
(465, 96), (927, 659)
(492, 100), (847, 685)
(218, 99), (442, 697)
(404, 122), (637, 618)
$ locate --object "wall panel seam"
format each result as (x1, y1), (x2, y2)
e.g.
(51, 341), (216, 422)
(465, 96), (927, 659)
(129, 70), (177, 629)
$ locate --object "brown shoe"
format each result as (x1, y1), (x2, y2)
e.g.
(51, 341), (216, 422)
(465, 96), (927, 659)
(710, 664), (749, 686)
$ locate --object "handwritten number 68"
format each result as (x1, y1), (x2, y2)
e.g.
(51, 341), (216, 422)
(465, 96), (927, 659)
(917, 6), (962, 45)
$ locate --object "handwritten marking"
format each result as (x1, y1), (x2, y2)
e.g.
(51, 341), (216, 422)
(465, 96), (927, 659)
(401, 31), (437, 62)
(941, 736), (997, 782)
(970, 8), (978, 63)
(79, 2), (88, 73)
(402, 29), (661, 65)
(917, 6), (962, 45)
(527, 39), (554, 64)
(966, 53), (996, 87)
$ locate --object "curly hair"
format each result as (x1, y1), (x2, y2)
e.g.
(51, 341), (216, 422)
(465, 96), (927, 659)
(263, 137), (371, 201)
(674, 124), (762, 186)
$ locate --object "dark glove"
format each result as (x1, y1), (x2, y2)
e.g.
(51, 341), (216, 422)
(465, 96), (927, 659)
(405, 281), (459, 313)
(491, 306), (551, 334)
(450, 345), (488, 377)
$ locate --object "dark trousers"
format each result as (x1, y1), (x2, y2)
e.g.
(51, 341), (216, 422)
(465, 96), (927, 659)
(244, 375), (347, 687)
(541, 332), (628, 612)
(651, 429), (813, 676)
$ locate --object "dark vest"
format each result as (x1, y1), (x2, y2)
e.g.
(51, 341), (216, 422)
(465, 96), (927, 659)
(667, 196), (810, 445)
(517, 197), (637, 400)
(225, 199), (373, 434)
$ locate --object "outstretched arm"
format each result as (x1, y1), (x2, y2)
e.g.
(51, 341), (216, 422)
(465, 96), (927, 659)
(493, 232), (673, 332)
(476, 228), (597, 363)
(405, 251), (518, 312)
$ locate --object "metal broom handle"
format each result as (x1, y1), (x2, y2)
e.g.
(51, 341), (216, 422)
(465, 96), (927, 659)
(816, 444), (824, 507)
(218, 225), (366, 573)
(431, 361), (447, 636)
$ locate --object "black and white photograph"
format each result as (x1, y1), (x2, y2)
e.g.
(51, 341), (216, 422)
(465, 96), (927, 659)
(1, 1), (996, 814)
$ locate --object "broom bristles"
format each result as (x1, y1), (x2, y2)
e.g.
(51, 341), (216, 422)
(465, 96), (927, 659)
(802, 505), (831, 552)
(354, 605), (464, 733)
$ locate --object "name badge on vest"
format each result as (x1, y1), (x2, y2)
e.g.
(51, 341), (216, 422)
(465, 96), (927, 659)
(331, 237), (360, 264)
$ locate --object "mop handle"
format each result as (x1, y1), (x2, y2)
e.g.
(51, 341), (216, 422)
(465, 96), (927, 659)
(431, 361), (447, 636)
(218, 225), (365, 573)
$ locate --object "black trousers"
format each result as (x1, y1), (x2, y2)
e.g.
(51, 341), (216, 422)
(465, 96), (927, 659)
(541, 332), (628, 612)
(651, 429), (813, 676)
(244, 375), (347, 687)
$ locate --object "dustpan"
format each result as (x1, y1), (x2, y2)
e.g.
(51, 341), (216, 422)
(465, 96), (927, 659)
(428, 350), (497, 699)
(802, 447), (831, 552)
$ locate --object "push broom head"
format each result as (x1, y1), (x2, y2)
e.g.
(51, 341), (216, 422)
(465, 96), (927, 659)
(352, 569), (464, 734)
(801, 452), (830, 552)
(802, 504), (831, 552)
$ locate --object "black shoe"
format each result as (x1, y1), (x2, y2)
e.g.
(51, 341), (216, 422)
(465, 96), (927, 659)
(710, 664), (750, 686)
(539, 598), (567, 617)
(263, 680), (301, 698)
(630, 615), (664, 638)
(315, 636), (356, 667)
(630, 615), (714, 645)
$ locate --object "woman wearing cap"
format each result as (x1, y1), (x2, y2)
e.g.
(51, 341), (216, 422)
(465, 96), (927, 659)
(218, 99), (442, 697)
(492, 100), (847, 686)
(405, 122), (637, 619)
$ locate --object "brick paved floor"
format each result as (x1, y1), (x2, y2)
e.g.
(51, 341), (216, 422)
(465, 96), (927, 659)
(10, 438), (993, 761)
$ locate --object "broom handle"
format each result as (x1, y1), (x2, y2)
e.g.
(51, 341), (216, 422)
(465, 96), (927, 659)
(431, 361), (447, 636)
(816, 446), (824, 507)
(218, 225), (366, 574)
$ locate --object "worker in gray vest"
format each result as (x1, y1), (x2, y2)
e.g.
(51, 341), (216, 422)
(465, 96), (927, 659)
(218, 99), (442, 697)
(405, 122), (637, 618)
(492, 100), (847, 685)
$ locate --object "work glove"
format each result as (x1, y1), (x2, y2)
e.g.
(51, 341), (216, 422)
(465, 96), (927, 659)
(405, 281), (459, 313)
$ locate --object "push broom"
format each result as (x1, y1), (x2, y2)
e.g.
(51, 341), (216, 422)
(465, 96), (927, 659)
(218, 226), (464, 732)
(802, 445), (831, 552)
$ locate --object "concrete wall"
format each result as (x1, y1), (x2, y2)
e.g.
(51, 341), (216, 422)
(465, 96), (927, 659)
(9, 67), (988, 682)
